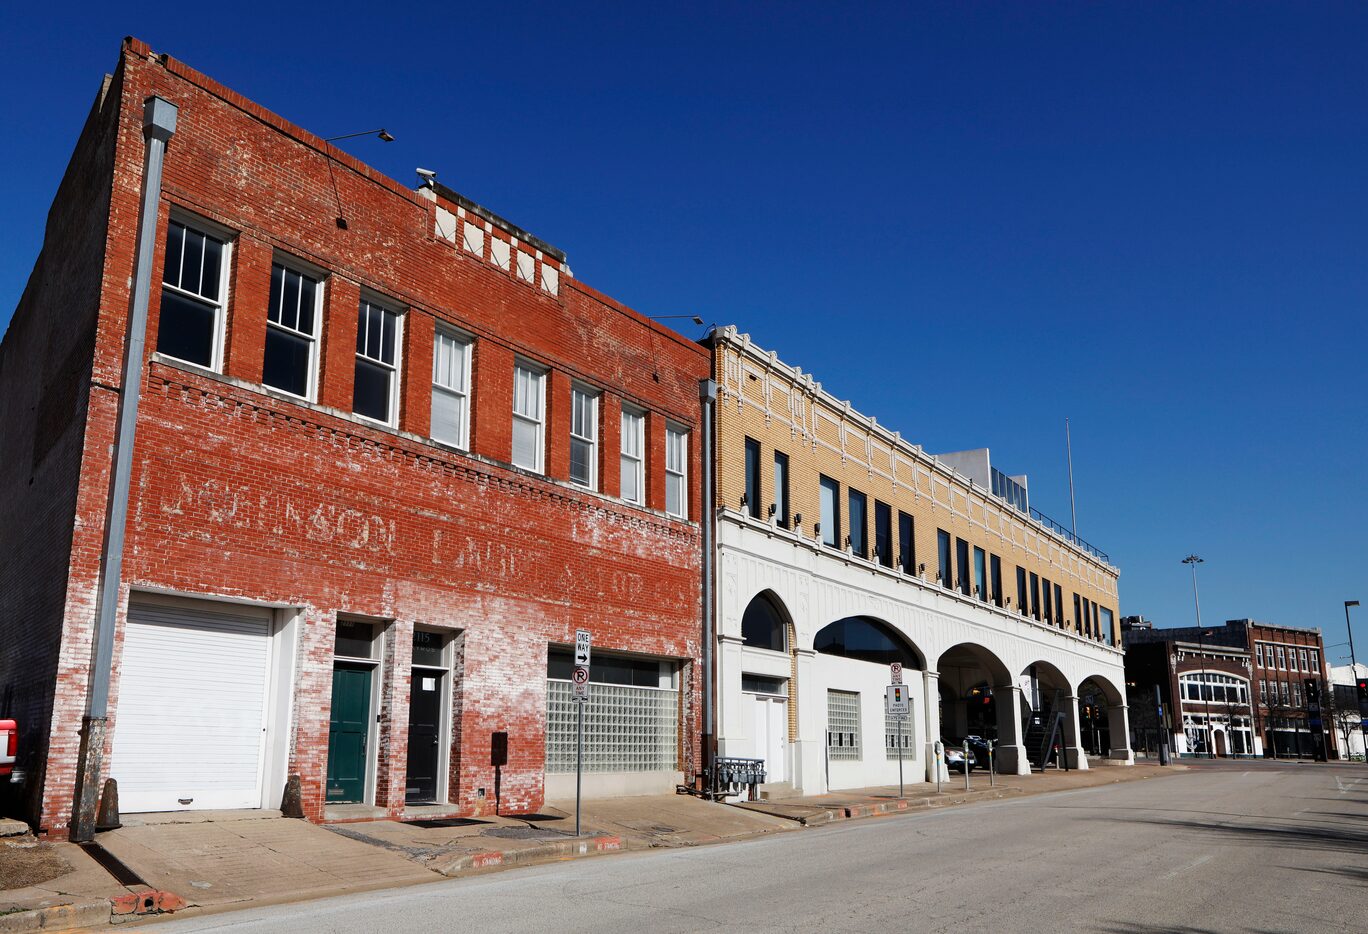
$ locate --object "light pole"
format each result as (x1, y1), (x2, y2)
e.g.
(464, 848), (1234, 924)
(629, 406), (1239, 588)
(1183, 555), (1212, 758)
(1348, 601), (1363, 756)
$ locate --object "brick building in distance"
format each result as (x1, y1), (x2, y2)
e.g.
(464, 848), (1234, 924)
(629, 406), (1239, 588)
(0, 38), (708, 837)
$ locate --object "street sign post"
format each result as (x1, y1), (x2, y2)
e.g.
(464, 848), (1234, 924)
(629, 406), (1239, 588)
(574, 629), (591, 836)
(886, 684), (909, 798)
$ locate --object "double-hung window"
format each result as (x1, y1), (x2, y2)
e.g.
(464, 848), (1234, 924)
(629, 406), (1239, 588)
(1298, 648), (1308, 671)
(620, 407), (644, 504)
(665, 425), (687, 518)
(1256, 644), (1264, 668)
(354, 299), (401, 425)
(158, 219), (228, 369)
(511, 362), (546, 472)
(569, 385), (598, 489)
(263, 261), (321, 399)
(431, 328), (471, 448)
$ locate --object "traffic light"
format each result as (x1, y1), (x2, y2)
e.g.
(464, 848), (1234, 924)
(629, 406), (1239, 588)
(1357, 678), (1368, 704)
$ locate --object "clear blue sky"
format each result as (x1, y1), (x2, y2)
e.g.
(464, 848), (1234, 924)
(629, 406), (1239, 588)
(3, 3), (1365, 662)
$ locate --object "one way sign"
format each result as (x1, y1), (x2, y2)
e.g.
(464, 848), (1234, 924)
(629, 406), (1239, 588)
(575, 629), (592, 667)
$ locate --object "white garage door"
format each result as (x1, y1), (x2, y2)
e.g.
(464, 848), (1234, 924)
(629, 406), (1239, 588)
(110, 600), (272, 812)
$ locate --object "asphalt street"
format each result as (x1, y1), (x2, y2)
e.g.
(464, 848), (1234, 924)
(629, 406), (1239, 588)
(148, 761), (1368, 934)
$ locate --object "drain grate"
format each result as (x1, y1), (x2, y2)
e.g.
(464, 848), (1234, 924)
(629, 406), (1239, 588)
(78, 841), (148, 887)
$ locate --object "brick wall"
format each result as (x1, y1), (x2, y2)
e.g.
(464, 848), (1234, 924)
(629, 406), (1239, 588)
(20, 38), (709, 835)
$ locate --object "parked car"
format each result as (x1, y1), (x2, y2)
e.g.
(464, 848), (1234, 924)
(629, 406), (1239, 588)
(0, 720), (15, 778)
(941, 739), (976, 773)
(945, 735), (993, 770)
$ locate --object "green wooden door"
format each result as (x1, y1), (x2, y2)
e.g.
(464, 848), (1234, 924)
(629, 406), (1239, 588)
(326, 665), (372, 803)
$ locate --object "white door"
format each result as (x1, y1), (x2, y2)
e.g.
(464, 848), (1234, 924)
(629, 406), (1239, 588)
(748, 695), (787, 784)
(110, 600), (272, 812)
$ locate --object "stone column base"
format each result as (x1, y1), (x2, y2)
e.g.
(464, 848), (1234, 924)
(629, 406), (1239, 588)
(1063, 747), (1091, 770)
(993, 743), (1032, 776)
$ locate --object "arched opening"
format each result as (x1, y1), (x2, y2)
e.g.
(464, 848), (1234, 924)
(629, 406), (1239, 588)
(1019, 660), (1073, 769)
(936, 644), (1012, 754)
(1077, 674), (1135, 764)
(814, 616), (924, 669)
(741, 591), (789, 652)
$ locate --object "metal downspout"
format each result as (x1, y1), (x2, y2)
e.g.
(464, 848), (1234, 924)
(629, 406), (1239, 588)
(71, 96), (178, 842)
(699, 376), (717, 788)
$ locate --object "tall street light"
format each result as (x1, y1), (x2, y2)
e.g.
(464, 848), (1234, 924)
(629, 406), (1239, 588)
(1183, 555), (1212, 758)
(1348, 601), (1363, 756)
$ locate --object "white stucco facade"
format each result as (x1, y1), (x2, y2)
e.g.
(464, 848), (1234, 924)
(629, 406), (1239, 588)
(716, 514), (1133, 794)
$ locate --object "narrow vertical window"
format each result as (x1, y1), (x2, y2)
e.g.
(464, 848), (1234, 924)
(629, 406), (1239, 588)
(743, 438), (761, 518)
(938, 530), (953, 588)
(1030, 573), (1041, 620)
(874, 501), (892, 568)
(772, 452), (790, 527)
(620, 408), (644, 505)
(1074, 593), (1082, 632)
(1255, 644), (1264, 668)
(898, 512), (915, 575)
(956, 538), (971, 596)
(990, 555), (1003, 607)
(569, 386), (598, 489)
(1054, 583), (1064, 626)
(1042, 577), (1053, 623)
(263, 261), (321, 399)
(665, 425), (687, 518)
(819, 476), (840, 547)
(431, 328), (471, 448)
(511, 363), (546, 472)
(1017, 567), (1028, 614)
(354, 299), (401, 425)
(974, 548), (987, 601)
(847, 489), (867, 557)
(158, 219), (228, 369)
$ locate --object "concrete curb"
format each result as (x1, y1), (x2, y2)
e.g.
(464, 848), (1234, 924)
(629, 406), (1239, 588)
(435, 834), (624, 876)
(743, 786), (1024, 826)
(0, 899), (110, 933)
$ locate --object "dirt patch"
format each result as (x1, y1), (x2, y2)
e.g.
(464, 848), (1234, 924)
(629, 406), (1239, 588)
(0, 840), (73, 892)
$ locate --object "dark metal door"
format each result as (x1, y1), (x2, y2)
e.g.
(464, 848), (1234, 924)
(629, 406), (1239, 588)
(406, 668), (444, 804)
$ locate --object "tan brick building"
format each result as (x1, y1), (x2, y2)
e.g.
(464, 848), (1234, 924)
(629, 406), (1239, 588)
(710, 327), (1131, 793)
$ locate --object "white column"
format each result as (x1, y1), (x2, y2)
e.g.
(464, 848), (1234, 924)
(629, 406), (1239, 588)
(1106, 703), (1135, 765)
(1062, 694), (1090, 770)
(715, 635), (747, 758)
(924, 670), (948, 781)
(792, 648), (822, 794)
(994, 685), (1031, 775)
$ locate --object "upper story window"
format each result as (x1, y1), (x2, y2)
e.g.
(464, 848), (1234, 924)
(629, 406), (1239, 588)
(974, 547), (987, 602)
(847, 488), (867, 557)
(1298, 648), (1308, 671)
(743, 438), (762, 518)
(938, 530), (952, 588)
(772, 452), (790, 527)
(263, 261), (322, 400)
(898, 511), (915, 575)
(511, 362), (546, 472)
(1255, 643), (1264, 667)
(990, 555), (1003, 607)
(1276, 646), (1286, 670)
(620, 407), (644, 504)
(819, 476), (840, 548)
(354, 298), (401, 425)
(1310, 649), (1319, 671)
(665, 424), (687, 518)
(158, 219), (228, 369)
(569, 385), (598, 489)
(874, 501), (892, 568)
(431, 327), (471, 449)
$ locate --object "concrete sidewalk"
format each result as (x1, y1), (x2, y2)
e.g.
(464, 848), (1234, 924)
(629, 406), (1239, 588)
(0, 833), (124, 933)
(734, 762), (1182, 825)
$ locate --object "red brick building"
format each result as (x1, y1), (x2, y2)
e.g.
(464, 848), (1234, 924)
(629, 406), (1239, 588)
(0, 39), (708, 837)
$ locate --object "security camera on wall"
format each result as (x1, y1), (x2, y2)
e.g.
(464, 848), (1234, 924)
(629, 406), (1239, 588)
(415, 167), (437, 186)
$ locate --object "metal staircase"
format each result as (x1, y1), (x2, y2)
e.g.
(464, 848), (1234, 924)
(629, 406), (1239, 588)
(1024, 689), (1068, 770)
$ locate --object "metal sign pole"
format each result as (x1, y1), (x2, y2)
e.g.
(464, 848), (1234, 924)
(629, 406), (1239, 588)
(963, 740), (971, 791)
(575, 695), (584, 837)
(988, 740), (995, 788)
(897, 718), (904, 798)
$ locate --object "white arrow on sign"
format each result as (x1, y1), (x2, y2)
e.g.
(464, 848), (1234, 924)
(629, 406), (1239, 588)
(575, 629), (592, 667)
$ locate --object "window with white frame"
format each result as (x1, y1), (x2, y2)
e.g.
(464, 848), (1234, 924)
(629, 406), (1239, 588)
(263, 261), (322, 399)
(1310, 649), (1319, 671)
(511, 363), (545, 472)
(1280, 681), (1290, 705)
(569, 385), (598, 489)
(827, 690), (860, 760)
(430, 328), (471, 448)
(1276, 646), (1286, 670)
(665, 424), (687, 518)
(1298, 648), (1308, 671)
(1255, 643), (1264, 667)
(158, 219), (229, 369)
(354, 299), (401, 425)
(620, 407), (644, 505)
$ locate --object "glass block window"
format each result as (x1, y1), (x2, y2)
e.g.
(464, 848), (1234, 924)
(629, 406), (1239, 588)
(569, 386), (598, 488)
(546, 680), (678, 773)
(511, 363), (545, 472)
(665, 425), (687, 517)
(158, 219), (227, 368)
(827, 690), (860, 760)
(620, 408), (644, 504)
(886, 706), (915, 759)
(263, 262), (321, 399)
(354, 299), (401, 424)
(431, 329), (471, 448)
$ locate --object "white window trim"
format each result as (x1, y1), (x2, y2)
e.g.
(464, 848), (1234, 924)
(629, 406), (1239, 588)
(264, 256), (325, 402)
(161, 212), (233, 373)
(512, 361), (546, 474)
(664, 423), (688, 518)
(620, 406), (645, 506)
(355, 297), (404, 428)
(430, 325), (473, 450)
(569, 384), (599, 490)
